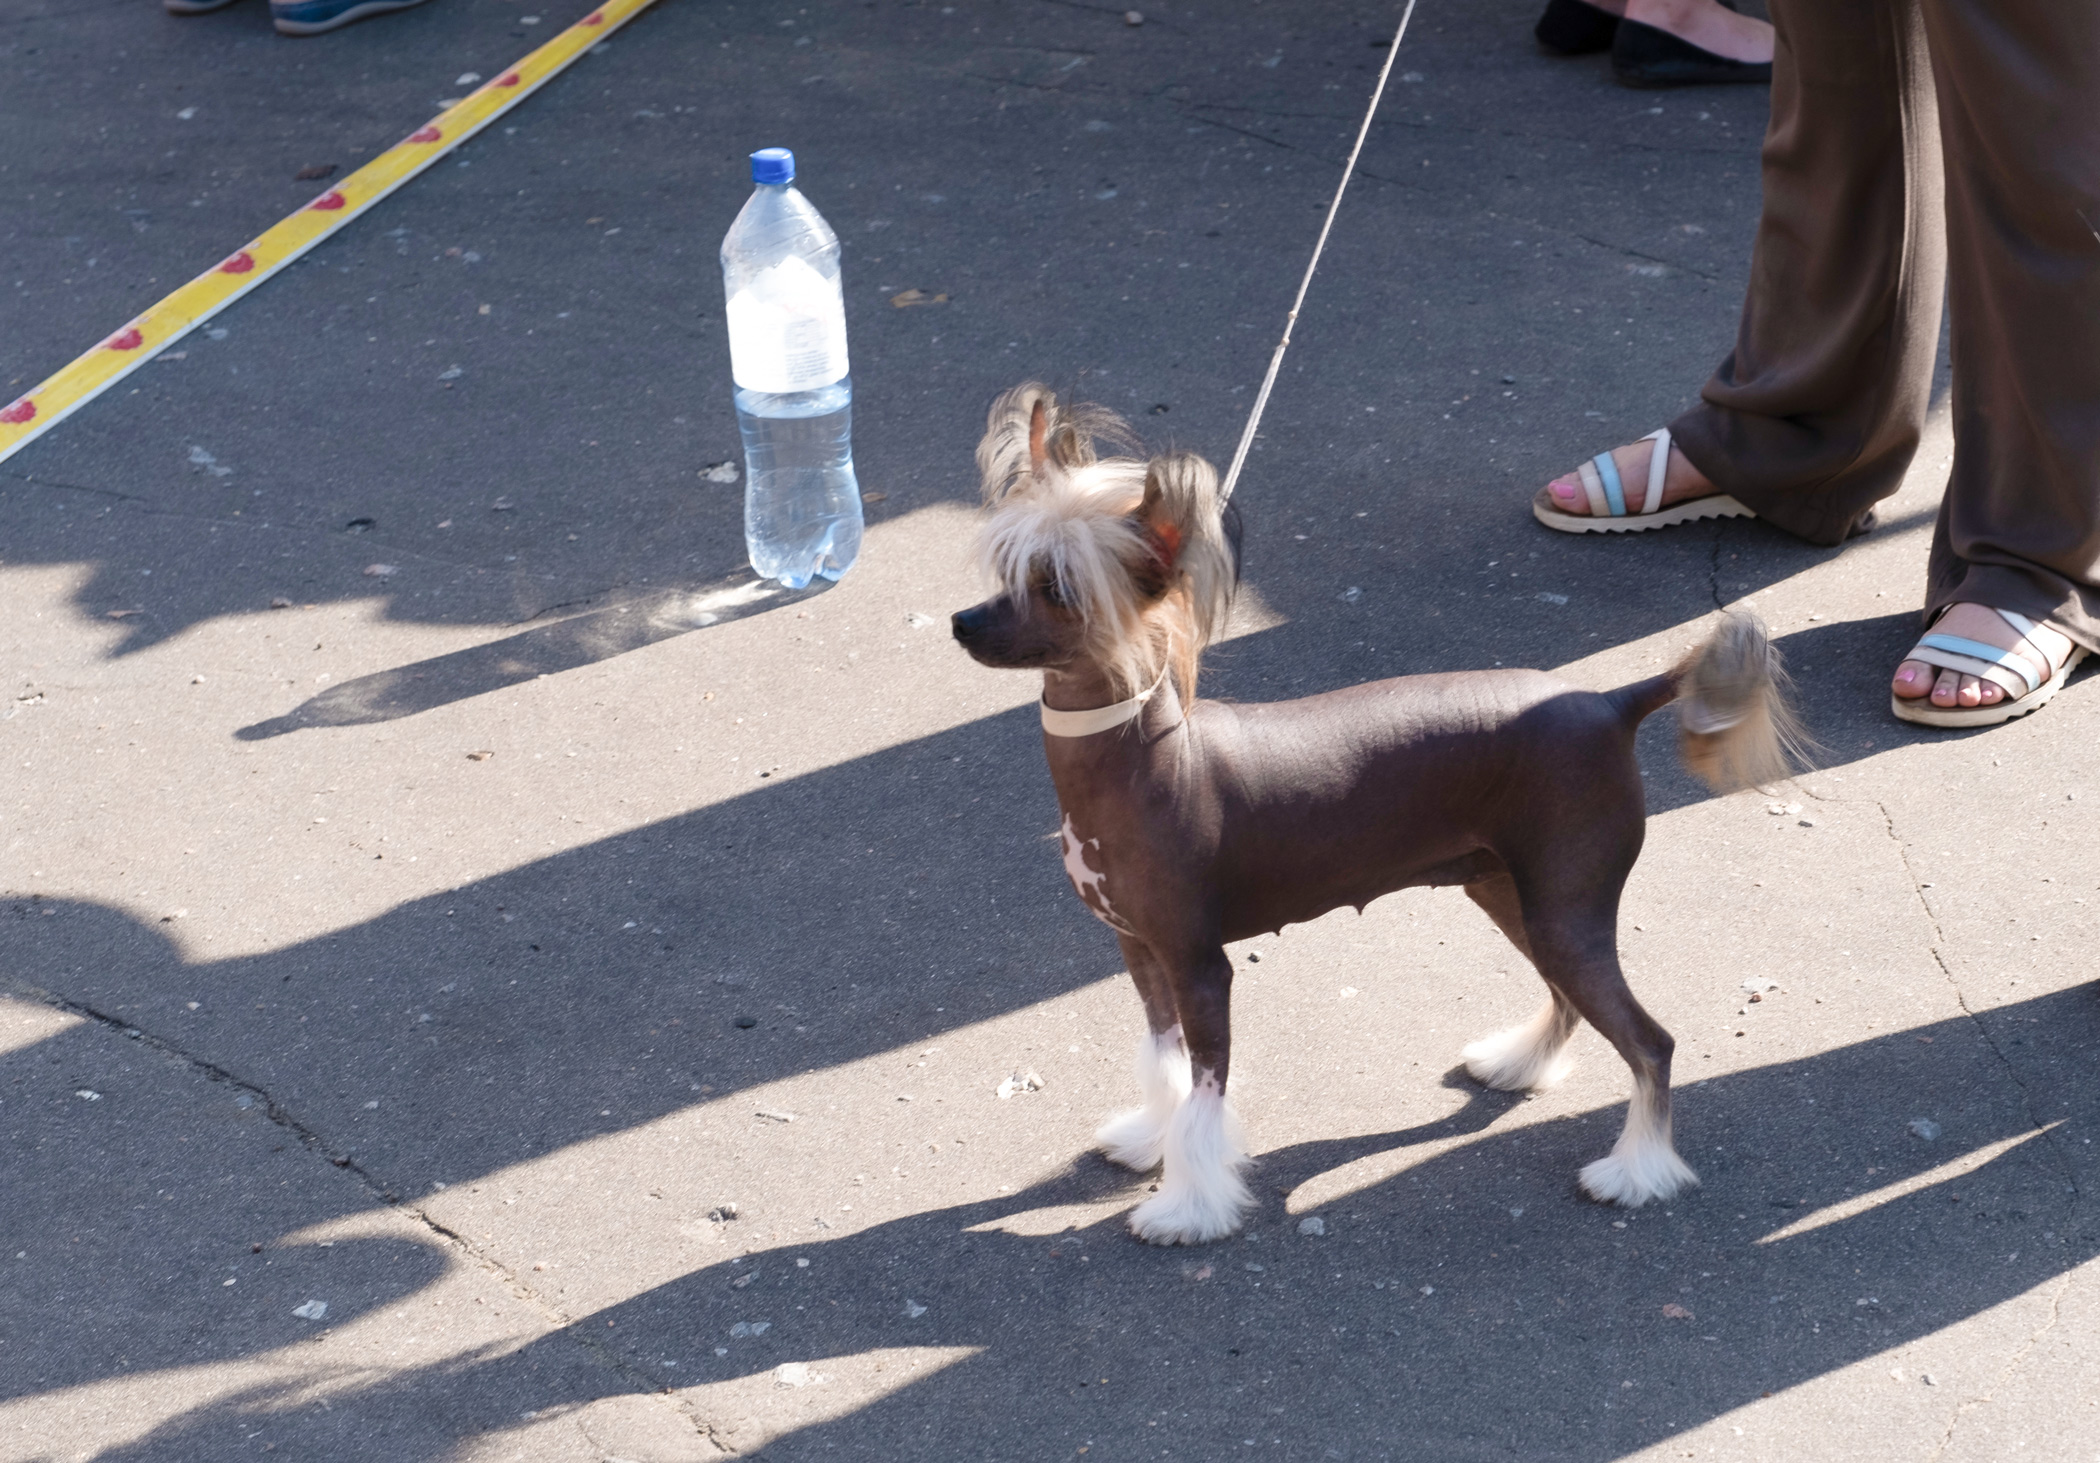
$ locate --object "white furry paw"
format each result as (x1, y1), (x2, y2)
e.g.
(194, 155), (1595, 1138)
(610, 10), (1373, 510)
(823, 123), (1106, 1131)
(1461, 1001), (1576, 1091)
(1462, 1029), (1575, 1092)
(1578, 1146), (1699, 1207)
(1095, 1108), (1168, 1172)
(1126, 1175), (1251, 1245)
(1125, 1086), (1252, 1243)
(1096, 1029), (1190, 1170)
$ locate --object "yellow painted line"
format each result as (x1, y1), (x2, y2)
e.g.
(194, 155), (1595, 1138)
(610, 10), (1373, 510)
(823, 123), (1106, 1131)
(0, 0), (662, 465)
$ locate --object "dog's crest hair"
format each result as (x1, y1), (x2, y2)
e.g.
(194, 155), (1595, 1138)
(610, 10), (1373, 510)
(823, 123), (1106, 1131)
(975, 383), (1238, 701)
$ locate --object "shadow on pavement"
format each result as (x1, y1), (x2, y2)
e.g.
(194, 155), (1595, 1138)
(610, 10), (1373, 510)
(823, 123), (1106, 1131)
(9, 702), (1109, 1211)
(233, 573), (825, 739)
(7, 668), (2097, 1457)
(17, 977), (2092, 1460)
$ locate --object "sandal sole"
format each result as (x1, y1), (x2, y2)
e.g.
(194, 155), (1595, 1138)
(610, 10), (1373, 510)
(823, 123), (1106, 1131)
(1532, 487), (1755, 534)
(1890, 646), (2087, 728)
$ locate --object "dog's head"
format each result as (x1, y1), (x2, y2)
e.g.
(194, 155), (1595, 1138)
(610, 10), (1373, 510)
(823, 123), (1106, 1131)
(951, 383), (1239, 701)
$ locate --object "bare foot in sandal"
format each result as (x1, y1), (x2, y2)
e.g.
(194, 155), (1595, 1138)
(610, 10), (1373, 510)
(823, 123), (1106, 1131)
(1533, 428), (1754, 533)
(1891, 604), (2079, 719)
(1544, 436), (1712, 515)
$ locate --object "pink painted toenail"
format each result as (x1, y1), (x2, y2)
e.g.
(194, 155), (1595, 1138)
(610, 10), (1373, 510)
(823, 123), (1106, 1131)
(1550, 478), (1580, 505)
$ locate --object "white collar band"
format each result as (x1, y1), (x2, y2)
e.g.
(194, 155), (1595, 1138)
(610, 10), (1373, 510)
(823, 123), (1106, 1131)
(1040, 665), (1169, 738)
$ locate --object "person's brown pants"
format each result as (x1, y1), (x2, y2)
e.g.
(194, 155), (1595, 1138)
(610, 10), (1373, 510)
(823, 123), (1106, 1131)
(1667, 0), (2100, 652)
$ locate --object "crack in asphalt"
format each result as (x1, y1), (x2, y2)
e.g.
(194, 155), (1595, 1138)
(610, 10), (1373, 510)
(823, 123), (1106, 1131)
(955, 69), (1096, 95)
(1049, 94), (1725, 285)
(0, 0), (138, 33)
(579, 1409), (733, 1459)
(2, 470), (713, 642)
(1840, 796), (2088, 1457)
(4, 468), (570, 585)
(4, 974), (721, 1445)
(1137, 93), (1758, 161)
(1111, 97), (1726, 284)
(1849, 797), (2081, 1198)
(1025, 0), (1180, 29)
(1510, 218), (1721, 283)
(1866, 800), (2086, 1202)
(1929, 1269), (2076, 1462)
(913, 33), (1755, 325)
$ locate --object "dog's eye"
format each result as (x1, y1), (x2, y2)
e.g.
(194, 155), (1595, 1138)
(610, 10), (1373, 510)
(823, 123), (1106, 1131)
(1038, 578), (1068, 609)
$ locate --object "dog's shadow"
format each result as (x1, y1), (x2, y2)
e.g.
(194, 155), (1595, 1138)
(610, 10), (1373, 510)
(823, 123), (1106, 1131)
(74, 982), (2096, 1460)
(1033, 1068), (1524, 1201)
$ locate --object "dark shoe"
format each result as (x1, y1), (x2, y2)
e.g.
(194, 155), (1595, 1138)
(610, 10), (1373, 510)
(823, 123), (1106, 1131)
(1612, 18), (1772, 87)
(165, 0), (245, 13)
(1536, 0), (1618, 55)
(270, 0), (433, 35)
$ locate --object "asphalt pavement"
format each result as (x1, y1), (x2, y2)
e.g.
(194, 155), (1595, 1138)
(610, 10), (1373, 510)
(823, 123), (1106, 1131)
(4, 0), (2097, 1459)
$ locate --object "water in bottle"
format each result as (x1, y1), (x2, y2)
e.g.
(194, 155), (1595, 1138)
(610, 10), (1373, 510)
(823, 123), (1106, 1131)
(721, 147), (863, 589)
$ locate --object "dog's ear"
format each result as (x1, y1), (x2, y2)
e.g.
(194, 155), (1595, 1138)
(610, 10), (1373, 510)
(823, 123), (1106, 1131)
(1133, 451), (1219, 583)
(979, 383), (1116, 503)
(979, 384), (1054, 504)
(1039, 399), (1104, 475)
(1133, 450), (1237, 669)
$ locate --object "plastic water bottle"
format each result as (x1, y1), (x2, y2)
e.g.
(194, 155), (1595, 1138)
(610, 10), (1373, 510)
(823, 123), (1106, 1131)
(721, 147), (863, 589)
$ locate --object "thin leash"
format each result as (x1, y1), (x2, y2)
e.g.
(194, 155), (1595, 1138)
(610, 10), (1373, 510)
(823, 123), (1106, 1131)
(1217, 0), (1420, 505)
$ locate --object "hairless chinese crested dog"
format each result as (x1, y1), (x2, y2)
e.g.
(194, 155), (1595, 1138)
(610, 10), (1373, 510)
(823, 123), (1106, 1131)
(950, 384), (1805, 1246)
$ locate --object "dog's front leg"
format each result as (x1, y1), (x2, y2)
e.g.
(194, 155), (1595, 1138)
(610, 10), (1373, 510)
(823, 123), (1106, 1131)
(1125, 946), (1253, 1245)
(1096, 938), (1191, 1172)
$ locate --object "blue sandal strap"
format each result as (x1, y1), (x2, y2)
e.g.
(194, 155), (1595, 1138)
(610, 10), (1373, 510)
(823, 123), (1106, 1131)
(1915, 634), (2042, 696)
(1590, 452), (1627, 516)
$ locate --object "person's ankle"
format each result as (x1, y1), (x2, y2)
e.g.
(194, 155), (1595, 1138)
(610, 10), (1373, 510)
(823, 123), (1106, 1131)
(1624, 0), (1702, 31)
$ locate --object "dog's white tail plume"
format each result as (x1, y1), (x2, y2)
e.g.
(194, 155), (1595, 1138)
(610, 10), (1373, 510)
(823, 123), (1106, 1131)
(1674, 612), (1810, 792)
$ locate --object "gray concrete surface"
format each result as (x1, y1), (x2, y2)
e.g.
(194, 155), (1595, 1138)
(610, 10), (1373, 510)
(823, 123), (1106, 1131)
(4, 0), (2097, 1458)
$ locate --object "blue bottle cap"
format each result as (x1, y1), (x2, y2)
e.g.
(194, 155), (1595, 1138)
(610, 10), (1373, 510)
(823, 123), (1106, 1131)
(750, 148), (795, 184)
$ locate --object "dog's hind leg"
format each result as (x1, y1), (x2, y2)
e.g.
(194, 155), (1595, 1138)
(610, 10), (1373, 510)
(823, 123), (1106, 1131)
(1126, 946), (1253, 1245)
(1460, 874), (1580, 1091)
(1522, 914), (1697, 1207)
(1096, 939), (1192, 1171)
(1462, 991), (1581, 1092)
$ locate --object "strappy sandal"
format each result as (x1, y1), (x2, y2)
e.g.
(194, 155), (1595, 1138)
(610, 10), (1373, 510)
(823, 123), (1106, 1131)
(1531, 426), (1757, 535)
(1890, 607), (2089, 728)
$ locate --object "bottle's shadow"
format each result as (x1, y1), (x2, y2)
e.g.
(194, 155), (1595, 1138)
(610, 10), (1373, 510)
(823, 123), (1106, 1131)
(235, 572), (826, 740)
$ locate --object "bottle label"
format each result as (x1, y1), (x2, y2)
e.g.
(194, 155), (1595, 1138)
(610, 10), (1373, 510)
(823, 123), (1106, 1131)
(726, 254), (850, 393)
